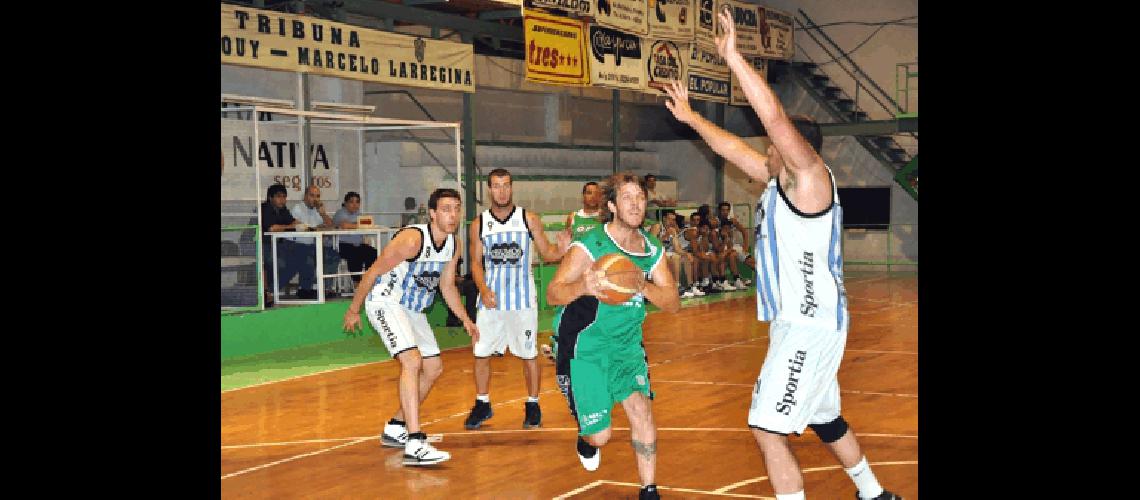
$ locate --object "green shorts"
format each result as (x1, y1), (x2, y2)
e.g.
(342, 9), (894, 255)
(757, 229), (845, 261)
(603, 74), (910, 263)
(568, 350), (652, 436)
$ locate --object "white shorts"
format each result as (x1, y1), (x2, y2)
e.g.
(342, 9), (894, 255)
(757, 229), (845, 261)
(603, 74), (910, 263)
(748, 320), (847, 435)
(474, 308), (539, 359)
(364, 300), (441, 358)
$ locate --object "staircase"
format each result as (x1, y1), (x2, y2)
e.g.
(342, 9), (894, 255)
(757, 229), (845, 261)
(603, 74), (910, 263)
(772, 9), (918, 200)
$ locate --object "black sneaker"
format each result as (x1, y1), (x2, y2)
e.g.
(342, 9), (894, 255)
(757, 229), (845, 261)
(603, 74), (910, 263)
(523, 401), (542, 428)
(464, 400), (494, 430)
(858, 491), (903, 500)
(639, 484), (660, 499)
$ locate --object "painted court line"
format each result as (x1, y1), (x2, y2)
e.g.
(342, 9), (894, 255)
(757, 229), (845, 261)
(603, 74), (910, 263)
(651, 380), (917, 398)
(714, 460), (918, 493)
(222, 291), (756, 394)
(221, 361), (388, 394)
(552, 479), (608, 500)
(221, 437), (372, 480)
(224, 428), (917, 451)
(555, 480), (772, 499)
(846, 349), (917, 355)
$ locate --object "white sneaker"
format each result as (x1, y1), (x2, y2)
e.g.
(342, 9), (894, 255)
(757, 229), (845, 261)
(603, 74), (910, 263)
(721, 281), (737, 291)
(681, 289), (694, 298)
(381, 423), (408, 448)
(744, 278), (752, 286)
(577, 439), (600, 472)
(691, 285), (706, 296)
(734, 278), (746, 289)
(404, 439), (450, 466)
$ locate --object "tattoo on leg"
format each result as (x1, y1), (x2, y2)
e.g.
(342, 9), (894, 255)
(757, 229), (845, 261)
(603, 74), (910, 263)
(631, 439), (657, 458)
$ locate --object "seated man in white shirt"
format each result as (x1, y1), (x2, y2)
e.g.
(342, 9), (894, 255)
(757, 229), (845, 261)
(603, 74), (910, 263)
(289, 185), (340, 299)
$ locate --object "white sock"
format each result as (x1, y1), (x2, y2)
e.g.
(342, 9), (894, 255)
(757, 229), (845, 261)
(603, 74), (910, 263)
(775, 492), (804, 500)
(846, 456), (884, 499)
(476, 394), (490, 403)
(527, 396), (539, 403)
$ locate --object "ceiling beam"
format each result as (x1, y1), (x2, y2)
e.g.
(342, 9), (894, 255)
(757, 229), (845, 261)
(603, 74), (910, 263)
(819, 117), (918, 136)
(478, 9), (522, 21)
(322, 0), (524, 42)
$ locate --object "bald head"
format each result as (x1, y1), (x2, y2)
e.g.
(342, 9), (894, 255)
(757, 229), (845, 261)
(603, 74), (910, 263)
(303, 185), (323, 209)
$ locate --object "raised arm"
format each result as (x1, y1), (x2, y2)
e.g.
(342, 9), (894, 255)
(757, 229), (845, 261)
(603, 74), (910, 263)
(663, 80), (770, 184)
(715, 8), (823, 176)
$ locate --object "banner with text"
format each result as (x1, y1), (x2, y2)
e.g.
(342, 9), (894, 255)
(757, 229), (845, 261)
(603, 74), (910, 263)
(526, 0), (592, 16)
(525, 9), (591, 86)
(589, 24), (648, 91)
(729, 56), (768, 106)
(221, 119), (350, 202)
(686, 43), (729, 102)
(595, 0), (649, 35)
(647, 0), (695, 41)
(756, 5), (794, 60)
(719, 0), (761, 56)
(694, 0), (716, 46)
(644, 39), (687, 95)
(221, 4), (474, 92)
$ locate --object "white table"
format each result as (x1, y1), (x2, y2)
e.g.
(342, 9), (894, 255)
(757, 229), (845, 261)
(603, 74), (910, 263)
(264, 227), (398, 305)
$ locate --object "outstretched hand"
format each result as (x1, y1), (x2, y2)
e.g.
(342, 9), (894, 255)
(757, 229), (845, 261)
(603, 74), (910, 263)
(663, 80), (696, 125)
(714, 6), (737, 59)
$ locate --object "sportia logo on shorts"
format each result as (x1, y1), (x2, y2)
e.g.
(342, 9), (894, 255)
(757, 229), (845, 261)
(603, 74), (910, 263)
(580, 409), (607, 427)
(635, 374), (646, 386)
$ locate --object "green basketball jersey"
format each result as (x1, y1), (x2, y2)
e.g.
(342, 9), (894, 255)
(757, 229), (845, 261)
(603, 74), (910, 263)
(565, 223), (664, 353)
(568, 210), (604, 241)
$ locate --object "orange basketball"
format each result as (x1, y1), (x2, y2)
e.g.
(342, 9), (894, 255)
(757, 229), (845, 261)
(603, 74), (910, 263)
(592, 253), (644, 305)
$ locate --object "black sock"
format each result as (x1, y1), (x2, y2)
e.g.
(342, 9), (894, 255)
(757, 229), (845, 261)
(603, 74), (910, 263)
(639, 484), (659, 499)
(388, 418), (406, 427)
(576, 436), (597, 458)
(408, 432), (427, 441)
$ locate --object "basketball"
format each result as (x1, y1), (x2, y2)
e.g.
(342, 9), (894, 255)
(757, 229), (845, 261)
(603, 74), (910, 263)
(592, 253), (644, 305)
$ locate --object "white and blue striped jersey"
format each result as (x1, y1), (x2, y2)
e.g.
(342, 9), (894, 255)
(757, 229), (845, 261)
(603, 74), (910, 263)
(367, 224), (454, 313)
(754, 165), (848, 331)
(477, 207), (535, 311)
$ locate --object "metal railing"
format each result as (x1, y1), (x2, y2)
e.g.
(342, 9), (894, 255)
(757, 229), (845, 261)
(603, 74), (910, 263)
(793, 10), (918, 142)
(895, 62), (918, 117)
(221, 224), (263, 313)
(841, 223), (918, 272)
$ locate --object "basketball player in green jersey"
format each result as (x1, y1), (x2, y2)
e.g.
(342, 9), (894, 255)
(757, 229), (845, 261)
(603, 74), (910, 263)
(543, 181), (605, 360)
(564, 181), (604, 241)
(547, 172), (681, 500)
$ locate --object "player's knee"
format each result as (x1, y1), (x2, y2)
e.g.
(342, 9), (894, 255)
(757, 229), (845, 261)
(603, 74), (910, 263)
(585, 427), (612, 447)
(396, 349), (422, 371)
(808, 416), (849, 443)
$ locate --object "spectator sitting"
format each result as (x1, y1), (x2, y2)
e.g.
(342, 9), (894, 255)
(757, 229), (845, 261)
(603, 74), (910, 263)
(707, 217), (738, 291)
(260, 184), (302, 305)
(685, 212), (719, 293)
(645, 174), (677, 208)
(289, 185), (340, 299)
(650, 211), (702, 298)
(717, 202), (752, 289)
(333, 191), (379, 287)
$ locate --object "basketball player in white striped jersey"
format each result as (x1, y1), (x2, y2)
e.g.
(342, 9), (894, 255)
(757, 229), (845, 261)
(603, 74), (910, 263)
(465, 168), (572, 430)
(659, 9), (902, 500)
(343, 188), (478, 466)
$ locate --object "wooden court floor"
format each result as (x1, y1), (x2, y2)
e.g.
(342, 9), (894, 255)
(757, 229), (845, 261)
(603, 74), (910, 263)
(221, 273), (918, 499)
